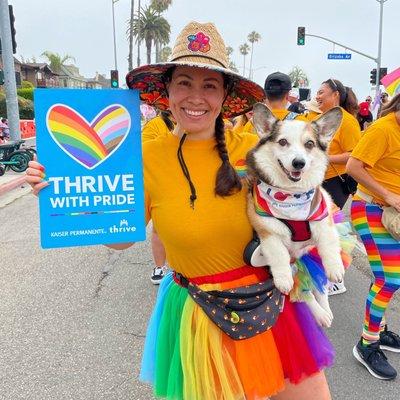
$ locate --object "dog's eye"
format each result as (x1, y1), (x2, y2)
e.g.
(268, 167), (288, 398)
(278, 139), (288, 146)
(305, 140), (315, 149)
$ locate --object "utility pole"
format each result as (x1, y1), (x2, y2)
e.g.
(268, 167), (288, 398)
(111, 0), (119, 71)
(137, 0), (141, 67)
(0, 0), (19, 140)
(375, 0), (388, 99)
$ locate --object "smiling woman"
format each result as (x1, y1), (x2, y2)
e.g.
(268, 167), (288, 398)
(27, 20), (333, 400)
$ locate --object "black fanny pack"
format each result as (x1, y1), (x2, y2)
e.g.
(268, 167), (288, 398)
(174, 272), (283, 340)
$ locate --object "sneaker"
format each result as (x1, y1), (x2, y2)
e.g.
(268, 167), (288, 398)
(150, 266), (167, 285)
(327, 280), (347, 296)
(353, 339), (397, 380)
(380, 326), (400, 353)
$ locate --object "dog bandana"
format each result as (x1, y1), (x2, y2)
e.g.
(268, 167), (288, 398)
(254, 181), (329, 221)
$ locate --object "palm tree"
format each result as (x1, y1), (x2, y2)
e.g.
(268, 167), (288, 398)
(151, 0), (172, 13)
(248, 31), (261, 79)
(239, 43), (250, 76)
(225, 46), (238, 72)
(128, 0), (135, 71)
(288, 66), (309, 87)
(41, 51), (76, 73)
(127, 6), (170, 65)
(151, 0), (172, 62)
(159, 46), (172, 62)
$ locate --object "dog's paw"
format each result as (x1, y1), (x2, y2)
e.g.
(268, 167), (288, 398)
(273, 274), (294, 295)
(325, 263), (345, 283)
(314, 308), (333, 328)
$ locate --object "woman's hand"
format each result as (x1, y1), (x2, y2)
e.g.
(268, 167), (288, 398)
(383, 192), (400, 212)
(26, 160), (49, 195)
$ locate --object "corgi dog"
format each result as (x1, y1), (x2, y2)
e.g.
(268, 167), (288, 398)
(245, 103), (344, 327)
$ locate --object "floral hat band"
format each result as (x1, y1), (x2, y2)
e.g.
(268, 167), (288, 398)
(126, 21), (265, 119)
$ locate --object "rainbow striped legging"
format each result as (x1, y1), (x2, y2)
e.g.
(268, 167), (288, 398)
(351, 200), (400, 342)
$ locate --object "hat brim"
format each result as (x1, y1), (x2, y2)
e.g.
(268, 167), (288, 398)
(304, 101), (322, 114)
(126, 61), (265, 119)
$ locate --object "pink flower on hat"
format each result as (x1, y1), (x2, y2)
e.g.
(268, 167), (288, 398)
(187, 32), (211, 53)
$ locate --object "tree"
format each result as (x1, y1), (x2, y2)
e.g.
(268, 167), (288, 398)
(159, 46), (172, 62)
(150, 0), (172, 62)
(288, 66), (309, 87)
(151, 0), (172, 13)
(225, 46), (238, 72)
(247, 31), (261, 79)
(127, 5), (170, 64)
(239, 43), (250, 76)
(128, 0), (135, 71)
(41, 51), (76, 73)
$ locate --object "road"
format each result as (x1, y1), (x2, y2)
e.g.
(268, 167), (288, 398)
(1, 190), (399, 400)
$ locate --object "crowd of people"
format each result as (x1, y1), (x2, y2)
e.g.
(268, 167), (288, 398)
(26, 20), (399, 400)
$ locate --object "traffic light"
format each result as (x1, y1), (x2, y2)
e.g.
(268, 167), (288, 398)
(110, 69), (119, 88)
(0, 70), (4, 85)
(9, 5), (16, 54)
(379, 67), (388, 80)
(370, 68), (377, 85)
(297, 27), (305, 45)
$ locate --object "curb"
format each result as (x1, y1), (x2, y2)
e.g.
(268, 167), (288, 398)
(0, 175), (27, 196)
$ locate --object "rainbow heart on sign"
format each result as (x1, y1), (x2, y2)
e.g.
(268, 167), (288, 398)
(46, 104), (131, 169)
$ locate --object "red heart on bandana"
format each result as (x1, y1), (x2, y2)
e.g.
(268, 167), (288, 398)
(274, 192), (290, 201)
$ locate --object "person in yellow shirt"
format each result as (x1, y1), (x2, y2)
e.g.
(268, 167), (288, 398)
(316, 79), (361, 210)
(232, 111), (253, 134)
(142, 111), (175, 284)
(346, 93), (400, 380)
(142, 111), (174, 143)
(27, 22), (334, 400)
(243, 72), (308, 134)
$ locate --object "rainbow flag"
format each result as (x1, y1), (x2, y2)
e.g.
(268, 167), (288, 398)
(380, 67), (400, 96)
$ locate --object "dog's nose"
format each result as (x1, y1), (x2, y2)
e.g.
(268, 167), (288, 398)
(292, 158), (306, 170)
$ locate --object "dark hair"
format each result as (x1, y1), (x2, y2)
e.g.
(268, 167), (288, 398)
(381, 93), (400, 117)
(323, 79), (358, 116)
(214, 113), (242, 196)
(160, 111), (174, 131)
(265, 90), (290, 102)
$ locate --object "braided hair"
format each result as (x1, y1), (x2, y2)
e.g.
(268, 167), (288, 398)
(214, 113), (242, 196)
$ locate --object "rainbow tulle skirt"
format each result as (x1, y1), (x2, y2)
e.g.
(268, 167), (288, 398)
(140, 266), (334, 400)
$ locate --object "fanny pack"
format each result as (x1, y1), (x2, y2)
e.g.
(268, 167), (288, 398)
(382, 206), (400, 242)
(174, 272), (283, 340)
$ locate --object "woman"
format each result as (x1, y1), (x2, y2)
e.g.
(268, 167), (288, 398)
(316, 79), (361, 209)
(27, 22), (334, 399)
(346, 93), (400, 381)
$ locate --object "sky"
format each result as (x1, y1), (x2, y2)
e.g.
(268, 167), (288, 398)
(11, 0), (400, 100)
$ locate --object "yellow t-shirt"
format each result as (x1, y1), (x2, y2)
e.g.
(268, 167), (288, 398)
(324, 108), (362, 180)
(143, 130), (258, 277)
(243, 109), (308, 134)
(142, 116), (171, 143)
(305, 111), (321, 121)
(232, 115), (249, 135)
(350, 112), (400, 201)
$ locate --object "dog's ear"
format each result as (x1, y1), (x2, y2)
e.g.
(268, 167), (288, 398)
(311, 107), (343, 148)
(252, 102), (278, 139)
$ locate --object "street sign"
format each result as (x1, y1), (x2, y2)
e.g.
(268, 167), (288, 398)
(328, 53), (351, 60)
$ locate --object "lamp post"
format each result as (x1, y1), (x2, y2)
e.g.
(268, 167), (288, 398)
(137, 0), (141, 67)
(375, 0), (388, 99)
(111, 0), (119, 70)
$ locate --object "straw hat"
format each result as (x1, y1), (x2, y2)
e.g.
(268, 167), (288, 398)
(126, 21), (265, 118)
(304, 98), (322, 114)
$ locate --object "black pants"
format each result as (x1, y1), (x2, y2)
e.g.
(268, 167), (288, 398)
(322, 175), (350, 209)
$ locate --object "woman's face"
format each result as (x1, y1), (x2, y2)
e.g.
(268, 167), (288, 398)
(316, 83), (340, 112)
(167, 66), (226, 139)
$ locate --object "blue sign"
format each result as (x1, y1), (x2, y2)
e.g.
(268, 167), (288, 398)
(34, 89), (146, 248)
(328, 53), (352, 60)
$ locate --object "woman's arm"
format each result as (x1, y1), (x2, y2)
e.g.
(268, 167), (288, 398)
(105, 243), (135, 250)
(346, 157), (400, 211)
(329, 152), (351, 165)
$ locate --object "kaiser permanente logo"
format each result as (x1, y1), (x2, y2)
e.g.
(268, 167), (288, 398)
(109, 219), (136, 233)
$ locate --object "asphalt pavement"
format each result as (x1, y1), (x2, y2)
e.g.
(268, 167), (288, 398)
(1, 189), (399, 400)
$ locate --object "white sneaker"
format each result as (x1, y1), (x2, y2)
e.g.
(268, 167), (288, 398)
(150, 266), (168, 285)
(328, 280), (347, 296)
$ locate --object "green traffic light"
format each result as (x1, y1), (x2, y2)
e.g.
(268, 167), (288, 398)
(111, 81), (118, 88)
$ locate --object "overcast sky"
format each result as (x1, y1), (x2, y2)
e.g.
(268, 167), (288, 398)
(11, 0), (400, 100)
